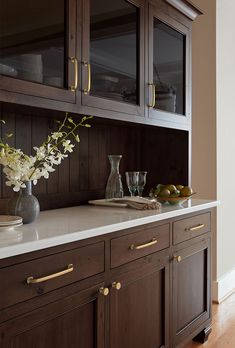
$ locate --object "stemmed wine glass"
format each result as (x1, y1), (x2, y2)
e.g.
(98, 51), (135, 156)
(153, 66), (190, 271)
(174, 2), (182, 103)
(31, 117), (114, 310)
(137, 171), (147, 197)
(125, 172), (139, 196)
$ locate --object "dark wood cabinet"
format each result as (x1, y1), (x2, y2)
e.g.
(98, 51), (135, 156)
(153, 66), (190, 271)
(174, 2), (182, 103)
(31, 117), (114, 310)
(0, 210), (212, 348)
(171, 213), (212, 347)
(110, 251), (170, 348)
(81, 0), (145, 120)
(0, 0), (202, 130)
(172, 238), (211, 347)
(0, 0), (78, 105)
(147, 1), (191, 128)
(0, 282), (106, 348)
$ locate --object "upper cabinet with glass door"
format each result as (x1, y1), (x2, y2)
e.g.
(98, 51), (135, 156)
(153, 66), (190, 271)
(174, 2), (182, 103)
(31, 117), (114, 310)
(0, 0), (78, 105)
(81, 0), (145, 119)
(147, 0), (202, 128)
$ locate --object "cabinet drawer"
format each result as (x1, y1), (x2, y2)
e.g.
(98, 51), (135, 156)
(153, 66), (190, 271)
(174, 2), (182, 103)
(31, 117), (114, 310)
(111, 224), (170, 268)
(0, 242), (104, 310)
(173, 213), (211, 245)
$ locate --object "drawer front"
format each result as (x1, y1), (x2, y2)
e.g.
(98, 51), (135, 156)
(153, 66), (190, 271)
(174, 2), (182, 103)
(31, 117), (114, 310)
(0, 242), (104, 310)
(111, 224), (170, 268)
(173, 212), (211, 245)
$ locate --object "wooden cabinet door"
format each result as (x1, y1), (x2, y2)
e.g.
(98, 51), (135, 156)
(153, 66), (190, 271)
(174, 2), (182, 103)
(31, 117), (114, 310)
(172, 238), (211, 346)
(147, 1), (191, 130)
(0, 0), (78, 105)
(81, 0), (145, 121)
(110, 254), (170, 348)
(0, 282), (105, 348)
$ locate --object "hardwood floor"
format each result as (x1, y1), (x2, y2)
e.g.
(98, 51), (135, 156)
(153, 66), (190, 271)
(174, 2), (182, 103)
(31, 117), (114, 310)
(184, 292), (235, 347)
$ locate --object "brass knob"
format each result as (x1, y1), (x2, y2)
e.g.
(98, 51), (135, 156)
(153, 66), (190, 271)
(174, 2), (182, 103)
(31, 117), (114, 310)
(112, 282), (122, 290)
(174, 255), (182, 263)
(99, 287), (109, 296)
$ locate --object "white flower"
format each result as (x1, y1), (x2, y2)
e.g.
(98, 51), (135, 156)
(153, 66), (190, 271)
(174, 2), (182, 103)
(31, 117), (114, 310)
(34, 146), (46, 161)
(51, 132), (63, 140)
(44, 163), (55, 172)
(0, 114), (90, 191)
(63, 140), (75, 153)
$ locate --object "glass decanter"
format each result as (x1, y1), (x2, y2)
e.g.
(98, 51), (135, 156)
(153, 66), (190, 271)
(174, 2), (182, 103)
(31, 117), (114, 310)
(105, 155), (124, 199)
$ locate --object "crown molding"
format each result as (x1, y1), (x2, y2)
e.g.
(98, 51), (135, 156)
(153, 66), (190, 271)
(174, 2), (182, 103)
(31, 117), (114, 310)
(165, 0), (203, 20)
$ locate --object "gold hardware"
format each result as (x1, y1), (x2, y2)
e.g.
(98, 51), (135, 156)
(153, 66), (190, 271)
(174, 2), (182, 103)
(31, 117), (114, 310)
(99, 287), (109, 296)
(70, 57), (78, 92)
(148, 83), (156, 108)
(185, 223), (205, 232)
(130, 238), (157, 251)
(26, 264), (74, 285)
(83, 62), (91, 94)
(112, 282), (122, 290)
(174, 255), (182, 263)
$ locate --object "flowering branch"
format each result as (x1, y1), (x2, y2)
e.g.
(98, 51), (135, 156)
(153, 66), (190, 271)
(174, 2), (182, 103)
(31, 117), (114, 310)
(0, 114), (92, 192)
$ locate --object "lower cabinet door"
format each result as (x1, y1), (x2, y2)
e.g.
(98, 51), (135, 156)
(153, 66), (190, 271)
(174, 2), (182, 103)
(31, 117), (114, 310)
(172, 238), (211, 346)
(0, 282), (105, 348)
(110, 257), (170, 348)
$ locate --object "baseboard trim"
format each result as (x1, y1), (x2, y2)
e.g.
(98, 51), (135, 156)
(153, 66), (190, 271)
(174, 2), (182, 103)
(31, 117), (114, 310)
(213, 268), (235, 303)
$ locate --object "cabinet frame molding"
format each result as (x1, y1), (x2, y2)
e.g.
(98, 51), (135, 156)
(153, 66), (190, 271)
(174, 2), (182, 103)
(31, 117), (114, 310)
(81, 0), (146, 119)
(147, 1), (192, 127)
(0, 0), (78, 104)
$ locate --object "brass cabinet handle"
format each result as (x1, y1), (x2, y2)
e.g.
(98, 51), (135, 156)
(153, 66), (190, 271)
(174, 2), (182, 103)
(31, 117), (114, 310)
(99, 287), (109, 296)
(26, 264), (74, 285)
(130, 238), (157, 251)
(174, 255), (182, 263)
(112, 282), (122, 290)
(70, 57), (78, 92)
(83, 62), (91, 94)
(148, 83), (156, 108)
(185, 223), (205, 232)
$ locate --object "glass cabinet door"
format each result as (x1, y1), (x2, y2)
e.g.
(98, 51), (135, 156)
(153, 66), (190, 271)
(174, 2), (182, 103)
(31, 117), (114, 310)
(148, 6), (191, 126)
(82, 0), (145, 117)
(0, 0), (77, 103)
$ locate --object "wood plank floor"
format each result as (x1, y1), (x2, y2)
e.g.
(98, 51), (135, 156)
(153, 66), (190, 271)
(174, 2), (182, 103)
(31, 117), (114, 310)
(184, 292), (235, 348)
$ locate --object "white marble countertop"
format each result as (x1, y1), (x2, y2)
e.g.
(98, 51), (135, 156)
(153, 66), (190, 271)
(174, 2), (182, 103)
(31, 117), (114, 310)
(0, 199), (219, 260)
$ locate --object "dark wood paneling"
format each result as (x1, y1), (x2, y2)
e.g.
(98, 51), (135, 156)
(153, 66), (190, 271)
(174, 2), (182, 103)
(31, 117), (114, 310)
(0, 102), (188, 212)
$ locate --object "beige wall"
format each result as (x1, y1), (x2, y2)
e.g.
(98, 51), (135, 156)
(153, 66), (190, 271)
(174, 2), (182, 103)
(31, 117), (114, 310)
(191, 0), (217, 279)
(192, 0), (235, 299)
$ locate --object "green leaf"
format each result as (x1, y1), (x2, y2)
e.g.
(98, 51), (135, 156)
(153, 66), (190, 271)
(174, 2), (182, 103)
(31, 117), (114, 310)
(6, 133), (13, 138)
(84, 124), (91, 128)
(0, 120), (6, 124)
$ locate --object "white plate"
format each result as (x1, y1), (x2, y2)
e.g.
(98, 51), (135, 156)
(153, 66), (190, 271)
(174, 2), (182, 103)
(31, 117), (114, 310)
(0, 63), (18, 77)
(0, 223), (23, 232)
(0, 215), (23, 226)
(88, 199), (128, 208)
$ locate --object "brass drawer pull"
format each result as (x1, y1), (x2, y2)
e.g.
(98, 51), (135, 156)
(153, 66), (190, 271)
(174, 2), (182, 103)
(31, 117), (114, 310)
(70, 57), (78, 92)
(99, 287), (109, 296)
(130, 238), (157, 251)
(112, 281), (122, 290)
(148, 83), (156, 108)
(185, 223), (205, 232)
(26, 264), (74, 285)
(83, 62), (91, 94)
(174, 255), (182, 263)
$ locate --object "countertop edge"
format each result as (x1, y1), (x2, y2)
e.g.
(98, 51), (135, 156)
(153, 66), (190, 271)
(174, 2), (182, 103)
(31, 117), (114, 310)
(0, 200), (219, 260)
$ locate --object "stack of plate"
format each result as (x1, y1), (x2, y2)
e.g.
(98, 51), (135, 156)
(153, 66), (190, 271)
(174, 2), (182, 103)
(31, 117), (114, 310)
(0, 216), (23, 232)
